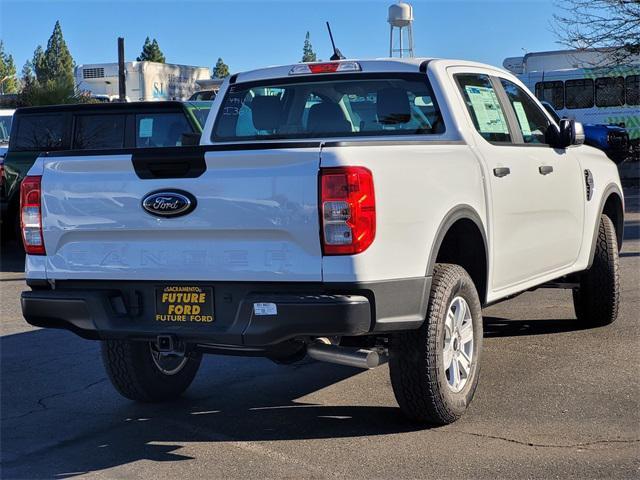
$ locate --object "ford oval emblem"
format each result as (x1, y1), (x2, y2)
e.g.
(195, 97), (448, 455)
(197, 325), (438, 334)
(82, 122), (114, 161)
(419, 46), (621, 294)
(142, 190), (197, 218)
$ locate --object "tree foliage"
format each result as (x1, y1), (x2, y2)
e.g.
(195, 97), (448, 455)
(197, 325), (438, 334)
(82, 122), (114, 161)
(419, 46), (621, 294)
(554, 0), (640, 65)
(0, 41), (18, 94)
(34, 21), (75, 85)
(213, 57), (230, 78)
(301, 31), (317, 63)
(137, 37), (166, 63)
(19, 81), (94, 107)
(19, 20), (89, 106)
(21, 61), (35, 89)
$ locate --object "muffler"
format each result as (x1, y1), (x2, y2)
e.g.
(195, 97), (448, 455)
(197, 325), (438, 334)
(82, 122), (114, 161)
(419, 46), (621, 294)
(306, 343), (388, 369)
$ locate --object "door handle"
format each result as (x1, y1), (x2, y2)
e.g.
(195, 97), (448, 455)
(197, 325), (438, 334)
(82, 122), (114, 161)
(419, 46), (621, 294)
(493, 167), (511, 178)
(539, 165), (554, 175)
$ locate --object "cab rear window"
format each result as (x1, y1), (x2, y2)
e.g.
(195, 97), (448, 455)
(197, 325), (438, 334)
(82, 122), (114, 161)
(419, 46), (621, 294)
(11, 114), (67, 151)
(212, 73), (444, 142)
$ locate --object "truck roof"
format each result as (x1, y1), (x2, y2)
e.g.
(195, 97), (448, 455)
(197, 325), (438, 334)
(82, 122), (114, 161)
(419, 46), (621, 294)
(231, 58), (512, 84)
(13, 101), (189, 116)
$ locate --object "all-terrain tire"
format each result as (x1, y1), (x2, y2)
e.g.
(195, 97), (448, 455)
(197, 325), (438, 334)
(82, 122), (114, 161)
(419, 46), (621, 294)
(572, 214), (620, 327)
(389, 263), (483, 425)
(101, 340), (202, 402)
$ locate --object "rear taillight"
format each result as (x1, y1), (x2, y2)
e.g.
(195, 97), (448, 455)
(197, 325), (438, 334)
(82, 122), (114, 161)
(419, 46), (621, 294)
(20, 175), (46, 255)
(320, 167), (375, 255)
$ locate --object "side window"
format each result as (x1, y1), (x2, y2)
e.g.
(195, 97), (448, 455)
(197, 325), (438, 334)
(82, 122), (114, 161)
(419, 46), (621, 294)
(455, 74), (511, 143)
(12, 114), (66, 151)
(73, 114), (125, 150)
(595, 77), (625, 107)
(500, 79), (552, 145)
(0, 115), (12, 143)
(135, 112), (193, 147)
(535, 81), (564, 110)
(625, 75), (639, 106)
(565, 79), (594, 109)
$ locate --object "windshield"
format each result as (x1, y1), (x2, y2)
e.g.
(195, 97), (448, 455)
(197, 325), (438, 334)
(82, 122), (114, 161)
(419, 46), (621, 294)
(212, 73), (444, 142)
(185, 102), (212, 128)
(190, 90), (217, 101)
(0, 115), (13, 143)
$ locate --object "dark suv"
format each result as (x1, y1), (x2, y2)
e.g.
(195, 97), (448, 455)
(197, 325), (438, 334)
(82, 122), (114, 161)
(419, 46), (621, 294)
(1, 101), (207, 243)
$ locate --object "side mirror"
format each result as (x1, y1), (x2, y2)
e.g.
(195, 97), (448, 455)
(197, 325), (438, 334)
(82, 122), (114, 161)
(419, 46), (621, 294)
(180, 132), (201, 146)
(556, 119), (585, 148)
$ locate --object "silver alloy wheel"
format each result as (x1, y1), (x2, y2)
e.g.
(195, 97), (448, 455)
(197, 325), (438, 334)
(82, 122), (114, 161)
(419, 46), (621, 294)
(443, 296), (474, 393)
(150, 344), (189, 375)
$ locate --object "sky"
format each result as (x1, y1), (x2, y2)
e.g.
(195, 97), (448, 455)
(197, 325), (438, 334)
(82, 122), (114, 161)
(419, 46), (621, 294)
(1, 0), (561, 75)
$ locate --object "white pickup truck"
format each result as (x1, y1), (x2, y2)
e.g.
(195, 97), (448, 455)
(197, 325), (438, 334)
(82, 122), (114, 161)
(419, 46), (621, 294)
(21, 58), (624, 425)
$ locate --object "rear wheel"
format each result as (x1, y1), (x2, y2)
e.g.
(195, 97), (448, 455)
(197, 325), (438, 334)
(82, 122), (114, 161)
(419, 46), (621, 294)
(573, 214), (620, 327)
(389, 263), (483, 425)
(101, 340), (202, 402)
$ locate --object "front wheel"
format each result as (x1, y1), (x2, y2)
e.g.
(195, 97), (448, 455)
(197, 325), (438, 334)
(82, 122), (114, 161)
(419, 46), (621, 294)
(101, 340), (202, 402)
(572, 214), (620, 327)
(389, 263), (483, 425)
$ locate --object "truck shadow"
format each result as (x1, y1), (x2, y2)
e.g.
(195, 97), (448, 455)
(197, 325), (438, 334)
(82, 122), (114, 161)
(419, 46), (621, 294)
(1, 311), (599, 478)
(624, 219), (640, 241)
(483, 316), (588, 337)
(0, 328), (420, 479)
(0, 241), (24, 274)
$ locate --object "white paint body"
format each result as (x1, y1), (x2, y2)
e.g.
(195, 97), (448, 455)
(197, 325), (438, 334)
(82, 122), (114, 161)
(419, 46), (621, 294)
(29, 58), (623, 305)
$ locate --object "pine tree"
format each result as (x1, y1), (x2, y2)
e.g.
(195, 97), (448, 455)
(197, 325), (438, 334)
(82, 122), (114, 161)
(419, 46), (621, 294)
(212, 57), (229, 78)
(21, 61), (36, 89)
(39, 21), (75, 85)
(137, 37), (166, 63)
(32, 45), (45, 83)
(301, 31), (317, 63)
(20, 22), (86, 107)
(0, 41), (18, 94)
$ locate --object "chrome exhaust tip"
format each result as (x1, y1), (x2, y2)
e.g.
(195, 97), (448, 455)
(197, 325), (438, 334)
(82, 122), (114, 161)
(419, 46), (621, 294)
(306, 343), (388, 369)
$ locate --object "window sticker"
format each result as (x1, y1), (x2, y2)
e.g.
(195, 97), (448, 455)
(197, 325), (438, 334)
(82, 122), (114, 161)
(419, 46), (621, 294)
(415, 96), (433, 107)
(512, 101), (532, 136)
(465, 86), (509, 134)
(139, 118), (154, 138)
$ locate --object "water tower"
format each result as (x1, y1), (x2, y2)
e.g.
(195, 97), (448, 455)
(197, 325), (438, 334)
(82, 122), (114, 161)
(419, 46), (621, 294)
(388, 2), (414, 58)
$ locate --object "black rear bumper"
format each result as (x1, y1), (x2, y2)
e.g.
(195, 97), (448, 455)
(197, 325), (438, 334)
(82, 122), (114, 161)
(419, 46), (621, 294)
(22, 278), (430, 347)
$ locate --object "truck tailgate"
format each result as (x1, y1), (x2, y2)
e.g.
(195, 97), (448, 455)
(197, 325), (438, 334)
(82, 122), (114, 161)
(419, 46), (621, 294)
(40, 147), (322, 281)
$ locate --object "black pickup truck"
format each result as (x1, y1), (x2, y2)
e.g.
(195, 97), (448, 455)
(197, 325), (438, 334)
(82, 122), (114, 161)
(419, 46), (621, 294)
(1, 101), (209, 243)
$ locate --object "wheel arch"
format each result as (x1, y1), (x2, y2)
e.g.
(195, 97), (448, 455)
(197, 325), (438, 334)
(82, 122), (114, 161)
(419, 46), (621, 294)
(427, 205), (489, 305)
(588, 184), (624, 268)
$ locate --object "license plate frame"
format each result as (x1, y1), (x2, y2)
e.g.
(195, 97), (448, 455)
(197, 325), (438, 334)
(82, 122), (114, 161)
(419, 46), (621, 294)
(155, 286), (214, 324)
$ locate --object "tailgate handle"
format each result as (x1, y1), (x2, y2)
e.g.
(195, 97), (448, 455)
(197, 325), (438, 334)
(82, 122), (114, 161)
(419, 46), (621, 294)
(132, 148), (206, 179)
(147, 162), (191, 178)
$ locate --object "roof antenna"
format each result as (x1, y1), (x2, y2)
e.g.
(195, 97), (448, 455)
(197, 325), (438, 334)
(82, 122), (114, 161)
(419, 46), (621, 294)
(326, 22), (345, 60)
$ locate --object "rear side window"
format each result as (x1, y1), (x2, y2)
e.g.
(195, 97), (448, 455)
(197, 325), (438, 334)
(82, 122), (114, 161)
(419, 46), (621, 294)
(595, 77), (625, 107)
(625, 75), (639, 105)
(212, 74), (444, 141)
(73, 114), (125, 150)
(535, 81), (564, 110)
(565, 79), (594, 109)
(135, 112), (193, 147)
(12, 114), (66, 151)
(500, 79), (552, 145)
(455, 73), (511, 143)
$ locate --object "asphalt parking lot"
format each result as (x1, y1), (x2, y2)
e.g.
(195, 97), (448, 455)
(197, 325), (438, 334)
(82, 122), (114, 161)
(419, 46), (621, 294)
(1, 189), (638, 479)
